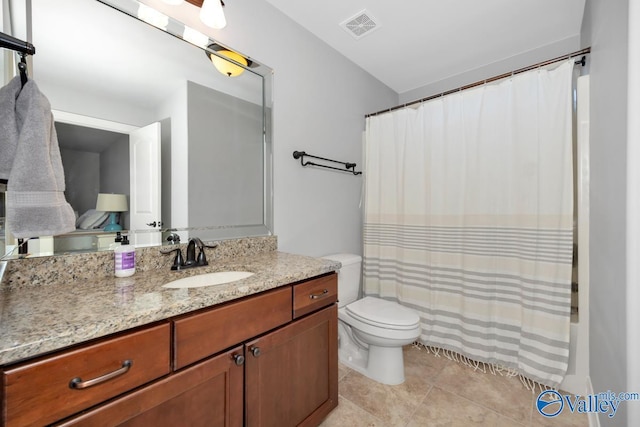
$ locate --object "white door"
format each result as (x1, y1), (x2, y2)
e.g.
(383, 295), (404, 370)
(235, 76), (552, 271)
(129, 122), (161, 247)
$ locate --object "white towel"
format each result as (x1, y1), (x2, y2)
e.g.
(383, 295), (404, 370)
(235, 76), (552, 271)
(0, 75), (75, 238)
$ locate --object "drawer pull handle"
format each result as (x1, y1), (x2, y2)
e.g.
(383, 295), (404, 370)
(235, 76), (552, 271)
(309, 289), (329, 300)
(69, 360), (133, 390)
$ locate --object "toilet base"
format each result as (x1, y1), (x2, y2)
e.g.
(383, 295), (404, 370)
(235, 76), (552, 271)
(338, 323), (407, 385)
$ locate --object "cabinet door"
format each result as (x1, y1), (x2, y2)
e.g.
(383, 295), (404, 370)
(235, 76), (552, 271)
(245, 305), (338, 427)
(56, 346), (245, 427)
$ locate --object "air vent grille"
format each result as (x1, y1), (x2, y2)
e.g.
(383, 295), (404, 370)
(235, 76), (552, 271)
(340, 10), (379, 39)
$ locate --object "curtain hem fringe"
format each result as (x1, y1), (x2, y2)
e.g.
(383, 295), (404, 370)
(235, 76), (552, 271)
(411, 341), (557, 394)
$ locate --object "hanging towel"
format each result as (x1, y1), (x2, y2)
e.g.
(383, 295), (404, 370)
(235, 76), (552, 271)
(0, 75), (21, 179)
(0, 75), (75, 238)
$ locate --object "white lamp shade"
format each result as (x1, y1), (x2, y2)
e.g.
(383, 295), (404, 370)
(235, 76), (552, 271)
(200, 0), (227, 29)
(96, 193), (128, 212)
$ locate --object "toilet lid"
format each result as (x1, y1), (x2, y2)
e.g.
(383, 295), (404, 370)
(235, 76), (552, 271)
(346, 297), (420, 329)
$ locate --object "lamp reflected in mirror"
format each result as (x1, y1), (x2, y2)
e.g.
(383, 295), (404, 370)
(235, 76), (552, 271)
(206, 44), (250, 77)
(96, 193), (128, 231)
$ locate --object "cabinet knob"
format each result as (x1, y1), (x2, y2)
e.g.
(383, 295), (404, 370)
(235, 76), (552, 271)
(250, 346), (261, 357)
(233, 354), (245, 366)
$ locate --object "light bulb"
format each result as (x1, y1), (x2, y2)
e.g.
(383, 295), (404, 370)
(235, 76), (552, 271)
(210, 50), (247, 77)
(183, 26), (209, 48)
(137, 4), (169, 29)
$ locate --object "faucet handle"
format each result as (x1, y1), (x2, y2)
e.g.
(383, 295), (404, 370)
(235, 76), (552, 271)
(160, 247), (184, 270)
(196, 241), (218, 266)
(196, 249), (208, 266)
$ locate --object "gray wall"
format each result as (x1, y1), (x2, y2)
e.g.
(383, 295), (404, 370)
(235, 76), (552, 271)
(100, 135), (130, 195)
(159, 0), (398, 257)
(581, 0), (630, 425)
(60, 148), (100, 217)
(160, 117), (172, 231)
(100, 135), (130, 228)
(187, 81), (263, 228)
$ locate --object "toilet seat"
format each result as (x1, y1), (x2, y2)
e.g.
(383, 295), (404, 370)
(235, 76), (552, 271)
(346, 297), (420, 331)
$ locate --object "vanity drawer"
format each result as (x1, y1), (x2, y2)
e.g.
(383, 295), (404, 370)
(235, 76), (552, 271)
(293, 273), (338, 318)
(173, 286), (292, 370)
(2, 323), (171, 427)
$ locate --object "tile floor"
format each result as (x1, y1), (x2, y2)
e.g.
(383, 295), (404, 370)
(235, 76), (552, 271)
(320, 345), (588, 427)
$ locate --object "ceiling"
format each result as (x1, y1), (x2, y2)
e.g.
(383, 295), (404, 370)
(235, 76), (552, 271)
(264, 0), (586, 94)
(56, 123), (125, 153)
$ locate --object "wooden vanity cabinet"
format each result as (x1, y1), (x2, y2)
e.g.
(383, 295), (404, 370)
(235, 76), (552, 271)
(54, 345), (245, 427)
(245, 304), (338, 427)
(2, 323), (171, 427)
(173, 286), (292, 370)
(1, 273), (338, 427)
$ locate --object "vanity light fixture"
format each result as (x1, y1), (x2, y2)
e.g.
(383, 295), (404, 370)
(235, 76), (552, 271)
(137, 4), (169, 29)
(200, 0), (226, 29)
(206, 43), (251, 77)
(183, 26), (209, 48)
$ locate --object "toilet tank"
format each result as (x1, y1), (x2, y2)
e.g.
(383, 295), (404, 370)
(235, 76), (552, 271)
(322, 253), (362, 307)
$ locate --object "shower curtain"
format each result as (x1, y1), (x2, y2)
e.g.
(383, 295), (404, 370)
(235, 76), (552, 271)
(363, 60), (574, 387)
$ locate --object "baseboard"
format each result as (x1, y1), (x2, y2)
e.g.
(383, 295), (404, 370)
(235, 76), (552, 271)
(586, 376), (601, 427)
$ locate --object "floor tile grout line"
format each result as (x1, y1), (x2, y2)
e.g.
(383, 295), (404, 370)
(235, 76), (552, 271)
(432, 381), (536, 425)
(429, 362), (539, 425)
(401, 383), (434, 427)
(335, 391), (391, 426)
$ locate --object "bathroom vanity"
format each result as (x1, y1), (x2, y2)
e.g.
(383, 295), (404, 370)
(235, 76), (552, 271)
(0, 245), (339, 426)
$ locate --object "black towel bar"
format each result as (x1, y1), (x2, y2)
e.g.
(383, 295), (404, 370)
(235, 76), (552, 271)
(292, 151), (362, 175)
(0, 31), (35, 56)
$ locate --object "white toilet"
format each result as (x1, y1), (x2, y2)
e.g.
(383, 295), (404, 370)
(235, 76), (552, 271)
(323, 253), (421, 385)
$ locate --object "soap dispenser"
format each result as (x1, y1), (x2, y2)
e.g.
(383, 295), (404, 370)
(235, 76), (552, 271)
(108, 232), (123, 251)
(114, 235), (136, 277)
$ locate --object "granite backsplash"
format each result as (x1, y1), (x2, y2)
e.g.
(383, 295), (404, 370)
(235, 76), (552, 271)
(1, 236), (277, 289)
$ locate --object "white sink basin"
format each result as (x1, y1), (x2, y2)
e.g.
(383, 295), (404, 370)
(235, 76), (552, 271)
(162, 271), (254, 289)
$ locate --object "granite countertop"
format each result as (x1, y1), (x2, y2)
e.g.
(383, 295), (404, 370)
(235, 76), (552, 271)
(0, 251), (340, 366)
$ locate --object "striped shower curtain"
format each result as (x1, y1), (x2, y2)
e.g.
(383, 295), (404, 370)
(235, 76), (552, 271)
(363, 60), (574, 388)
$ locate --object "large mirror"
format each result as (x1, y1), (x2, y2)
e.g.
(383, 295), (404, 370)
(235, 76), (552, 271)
(1, 0), (272, 257)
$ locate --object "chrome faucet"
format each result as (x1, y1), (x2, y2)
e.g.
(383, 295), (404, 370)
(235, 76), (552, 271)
(161, 237), (219, 271)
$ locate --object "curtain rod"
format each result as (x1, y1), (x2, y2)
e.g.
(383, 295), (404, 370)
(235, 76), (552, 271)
(366, 47), (591, 118)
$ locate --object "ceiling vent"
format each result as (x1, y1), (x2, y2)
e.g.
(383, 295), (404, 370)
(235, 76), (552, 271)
(340, 10), (380, 40)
